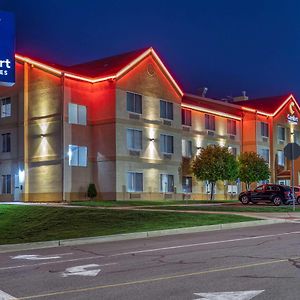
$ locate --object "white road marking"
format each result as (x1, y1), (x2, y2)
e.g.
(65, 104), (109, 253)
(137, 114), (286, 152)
(194, 290), (264, 300)
(62, 264), (101, 277)
(11, 253), (72, 260)
(110, 231), (300, 257)
(0, 256), (106, 271)
(0, 289), (16, 299)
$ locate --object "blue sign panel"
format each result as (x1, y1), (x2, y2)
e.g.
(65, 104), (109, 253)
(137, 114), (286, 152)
(0, 11), (15, 86)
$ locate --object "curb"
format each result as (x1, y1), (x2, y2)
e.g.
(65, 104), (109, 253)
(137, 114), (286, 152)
(0, 219), (287, 253)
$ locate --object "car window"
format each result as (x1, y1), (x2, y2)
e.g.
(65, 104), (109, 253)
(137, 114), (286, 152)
(294, 187), (299, 192)
(255, 186), (264, 191)
(265, 186), (272, 191)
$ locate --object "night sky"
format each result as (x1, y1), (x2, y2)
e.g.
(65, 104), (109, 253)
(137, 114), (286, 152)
(1, 0), (300, 100)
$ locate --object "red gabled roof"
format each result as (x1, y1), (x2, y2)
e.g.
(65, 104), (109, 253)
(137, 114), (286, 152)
(182, 93), (243, 120)
(15, 47), (183, 95)
(65, 48), (148, 78)
(234, 94), (291, 114)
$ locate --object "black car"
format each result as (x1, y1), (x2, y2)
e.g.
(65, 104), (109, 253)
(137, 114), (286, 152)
(239, 184), (293, 206)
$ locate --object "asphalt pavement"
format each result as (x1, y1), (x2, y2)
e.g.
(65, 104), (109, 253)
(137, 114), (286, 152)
(1, 222), (300, 299)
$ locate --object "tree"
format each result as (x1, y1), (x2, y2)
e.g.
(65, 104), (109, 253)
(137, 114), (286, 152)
(192, 145), (239, 201)
(87, 183), (97, 200)
(238, 151), (270, 190)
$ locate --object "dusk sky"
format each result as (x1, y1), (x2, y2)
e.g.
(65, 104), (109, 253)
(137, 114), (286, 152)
(1, 0), (300, 99)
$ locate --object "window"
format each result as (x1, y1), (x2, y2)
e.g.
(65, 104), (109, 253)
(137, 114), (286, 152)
(160, 134), (174, 154)
(1, 97), (11, 118)
(160, 100), (173, 120)
(127, 172), (143, 192)
(277, 150), (284, 166)
(278, 126), (285, 141)
(127, 92), (142, 114)
(205, 114), (215, 131)
(68, 145), (87, 167)
(182, 109), (191, 126)
(2, 175), (11, 194)
(182, 176), (192, 193)
(160, 174), (174, 192)
(227, 119), (237, 135)
(255, 185), (264, 192)
(127, 129), (142, 150)
(261, 122), (269, 138)
(182, 140), (192, 158)
(229, 146), (237, 158)
(68, 103), (87, 125)
(2, 133), (11, 153)
(259, 148), (270, 163)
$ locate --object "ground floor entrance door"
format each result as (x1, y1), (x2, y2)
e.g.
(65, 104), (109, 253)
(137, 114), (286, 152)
(14, 174), (20, 202)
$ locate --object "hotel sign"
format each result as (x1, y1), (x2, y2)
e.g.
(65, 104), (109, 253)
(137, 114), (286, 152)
(0, 11), (15, 86)
(287, 102), (298, 124)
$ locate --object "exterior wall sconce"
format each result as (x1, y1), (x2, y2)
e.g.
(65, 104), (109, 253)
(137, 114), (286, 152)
(197, 146), (203, 150)
(149, 138), (155, 142)
(40, 134), (46, 138)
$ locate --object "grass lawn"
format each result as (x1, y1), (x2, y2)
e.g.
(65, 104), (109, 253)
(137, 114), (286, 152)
(143, 205), (300, 213)
(71, 199), (237, 207)
(0, 205), (256, 245)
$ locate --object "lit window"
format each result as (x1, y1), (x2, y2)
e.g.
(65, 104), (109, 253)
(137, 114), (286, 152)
(127, 172), (143, 192)
(227, 119), (237, 135)
(160, 134), (174, 154)
(2, 175), (11, 194)
(1, 97), (11, 118)
(68, 103), (87, 125)
(261, 122), (269, 138)
(2, 133), (11, 153)
(278, 126), (285, 141)
(127, 92), (142, 114)
(182, 140), (192, 158)
(277, 150), (284, 166)
(127, 129), (142, 150)
(160, 174), (174, 192)
(182, 176), (192, 193)
(160, 100), (173, 120)
(205, 114), (215, 131)
(68, 145), (87, 167)
(182, 109), (191, 126)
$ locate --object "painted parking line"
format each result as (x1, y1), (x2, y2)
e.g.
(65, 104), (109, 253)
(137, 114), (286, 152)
(0, 289), (16, 299)
(11, 253), (73, 260)
(110, 230), (300, 257)
(16, 256), (298, 299)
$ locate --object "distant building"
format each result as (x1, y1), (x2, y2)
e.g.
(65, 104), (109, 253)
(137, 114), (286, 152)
(0, 47), (299, 202)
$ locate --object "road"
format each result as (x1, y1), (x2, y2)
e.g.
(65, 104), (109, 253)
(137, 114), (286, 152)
(1, 222), (300, 299)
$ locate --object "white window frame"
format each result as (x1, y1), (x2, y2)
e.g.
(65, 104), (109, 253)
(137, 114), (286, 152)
(160, 100), (173, 120)
(126, 128), (142, 151)
(127, 172), (143, 192)
(160, 174), (174, 193)
(2, 133), (11, 153)
(1, 97), (11, 118)
(68, 103), (87, 125)
(277, 150), (284, 166)
(261, 122), (269, 138)
(277, 126), (286, 142)
(68, 145), (88, 167)
(182, 139), (192, 158)
(2, 175), (11, 194)
(160, 134), (174, 154)
(126, 92), (142, 114)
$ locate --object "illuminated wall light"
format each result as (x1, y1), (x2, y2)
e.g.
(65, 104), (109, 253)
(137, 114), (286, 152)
(149, 138), (155, 142)
(219, 139), (226, 147)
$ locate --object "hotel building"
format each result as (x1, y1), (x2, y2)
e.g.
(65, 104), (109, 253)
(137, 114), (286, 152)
(0, 47), (299, 202)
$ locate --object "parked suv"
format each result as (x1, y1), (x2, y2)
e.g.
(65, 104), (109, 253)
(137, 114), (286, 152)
(291, 186), (300, 204)
(239, 184), (292, 206)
